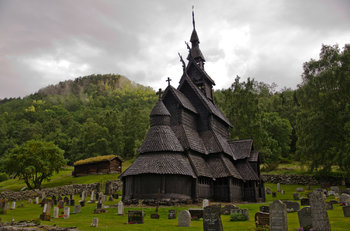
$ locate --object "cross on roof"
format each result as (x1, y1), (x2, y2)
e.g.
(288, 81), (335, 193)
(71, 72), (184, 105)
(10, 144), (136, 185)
(166, 77), (172, 86)
(156, 88), (163, 100)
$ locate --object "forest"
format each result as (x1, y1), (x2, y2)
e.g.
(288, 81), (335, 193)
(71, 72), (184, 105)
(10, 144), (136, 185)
(0, 44), (349, 179)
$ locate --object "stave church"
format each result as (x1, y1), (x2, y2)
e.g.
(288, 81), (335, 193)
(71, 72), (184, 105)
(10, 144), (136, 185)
(120, 11), (265, 202)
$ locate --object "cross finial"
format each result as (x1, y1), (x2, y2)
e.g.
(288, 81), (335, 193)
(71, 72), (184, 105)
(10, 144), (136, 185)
(166, 77), (172, 86)
(156, 88), (163, 101)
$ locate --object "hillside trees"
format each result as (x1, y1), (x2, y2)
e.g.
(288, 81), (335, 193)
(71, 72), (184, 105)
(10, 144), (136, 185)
(0, 140), (66, 189)
(296, 44), (350, 176)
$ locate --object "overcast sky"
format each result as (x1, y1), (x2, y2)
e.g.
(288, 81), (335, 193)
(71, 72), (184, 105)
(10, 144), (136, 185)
(1, 0), (349, 98)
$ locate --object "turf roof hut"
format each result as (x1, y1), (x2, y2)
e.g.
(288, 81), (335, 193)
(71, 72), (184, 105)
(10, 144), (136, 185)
(73, 155), (122, 177)
(120, 11), (265, 202)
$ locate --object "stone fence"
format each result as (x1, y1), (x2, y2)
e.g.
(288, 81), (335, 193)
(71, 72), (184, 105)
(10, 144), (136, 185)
(0, 180), (122, 201)
(262, 174), (345, 186)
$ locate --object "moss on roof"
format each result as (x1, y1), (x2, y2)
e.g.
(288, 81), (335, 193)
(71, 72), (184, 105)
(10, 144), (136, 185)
(74, 155), (118, 166)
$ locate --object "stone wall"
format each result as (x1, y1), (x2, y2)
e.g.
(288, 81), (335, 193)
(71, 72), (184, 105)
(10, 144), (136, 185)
(262, 174), (344, 186)
(0, 180), (122, 201)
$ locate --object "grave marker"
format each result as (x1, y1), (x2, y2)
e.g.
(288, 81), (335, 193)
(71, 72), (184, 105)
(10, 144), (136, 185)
(296, 187), (304, 192)
(10, 202), (15, 210)
(64, 207), (70, 219)
(343, 206), (350, 217)
(297, 206), (312, 229)
(53, 207), (59, 219)
(35, 197), (39, 204)
(259, 205), (269, 213)
(255, 212), (269, 228)
(40, 201), (51, 221)
(0, 199), (8, 214)
(231, 208), (249, 221)
(293, 193), (300, 200)
(117, 201), (124, 215)
(202, 199), (209, 208)
(283, 201), (300, 212)
(91, 217), (99, 227)
(266, 187), (271, 194)
(269, 200), (287, 231)
(73, 205), (81, 214)
(178, 210), (191, 227)
(300, 197), (310, 206)
(128, 210), (144, 224)
(168, 209), (176, 219)
(203, 205), (223, 231)
(189, 208), (203, 220)
(310, 190), (331, 231)
(272, 192), (276, 197)
(277, 183), (281, 192)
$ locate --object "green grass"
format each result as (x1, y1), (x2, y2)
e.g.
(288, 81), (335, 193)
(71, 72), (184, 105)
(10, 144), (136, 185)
(1, 185), (349, 231)
(0, 160), (133, 192)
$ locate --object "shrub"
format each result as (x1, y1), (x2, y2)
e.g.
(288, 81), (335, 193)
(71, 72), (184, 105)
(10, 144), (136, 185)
(230, 213), (247, 221)
(0, 173), (8, 182)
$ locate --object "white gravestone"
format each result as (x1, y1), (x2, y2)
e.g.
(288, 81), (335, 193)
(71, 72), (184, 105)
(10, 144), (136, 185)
(64, 207), (70, 219)
(202, 199), (209, 208)
(117, 201), (124, 215)
(53, 207), (59, 218)
(10, 202), (16, 210)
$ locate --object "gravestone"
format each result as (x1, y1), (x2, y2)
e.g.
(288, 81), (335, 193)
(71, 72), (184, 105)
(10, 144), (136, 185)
(117, 201), (124, 215)
(151, 213), (160, 219)
(80, 200), (85, 207)
(269, 200), (287, 231)
(91, 217), (99, 227)
(300, 197), (310, 206)
(189, 208), (203, 220)
(260, 205), (269, 213)
(339, 193), (350, 203)
(272, 192), (276, 197)
(40, 202), (51, 221)
(343, 206), (350, 217)
(53, 207), (59, 219)
(64, 196), (69, 205)
(293, 193), (300, 200)
(52, 196), (57, 205)
(296, 187), (305, 192)
(128, 210), (144, 224)
(277, 183), (281, 192)
(266, 187), (271, 194)
(58, 195), (62, 201)
(108, 196), (113, 202)
(58, 200), (64, 208)
(10, 201), (16, 210)
(203, 205), (223, 231)
(231, 208), (249, 221)
(221, 204), (238, 215)
(281, 190), (285, 195)
(283, 201), (300, 212)
(330, 199), (338, 205)
(202, 199), (209, 208)
(73, 205), (81, 214)
(19, 203), (24, 208)
(307, 185), (311, 190)
(255, 212), (269, 228)
(90, 191), (95, 203)
(69, 195), (75, 206)
(310, 190), (331, 231)
(28, 198), (33, 204)
(178, 210), (191, 227)
(112, 194), (119, 199)
(168, 209), (176, 219)
(35, 197), (39, 204)
(41, 192), (46, 200)
(330, 186), (339, 193)
(81, 191), (86, 201)
(105, 181), (112, 195)
(0, 199), (8, 214)
(325, 201), (333, 210)
(297, 206), (312, 229)
(64, 207), (70, 219)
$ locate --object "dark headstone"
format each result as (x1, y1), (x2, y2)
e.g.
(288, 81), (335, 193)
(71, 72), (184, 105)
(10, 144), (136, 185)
(168, 209), (176, 219)
(255, 212), (269, 227)
(203, 205), (223, 231)
(150, 213), (160, 219)
(293, 193), (300, 200)
(80, 200), (85, 207)
(298, 206), (312, 229)
(270, 200), (287, 231)
(96, 203), (103, 209)
(128, 210), (144, 224)
(300, 198), (310, 206)
(260, 206), (269, 213)
(0, 199), (9, 214)
(283, 201), (300, 213)
(272, 192), (276, 198)
(343, 206), (350, 217)
(69, 199), (75, 206)
(63, 196), (69, 205)
(329, 199), (338, 205)
(310, 190), (331, 231)
(112, 194), (119, 199)
(266, 187), (271, 194)
(189, 208), (203, 220)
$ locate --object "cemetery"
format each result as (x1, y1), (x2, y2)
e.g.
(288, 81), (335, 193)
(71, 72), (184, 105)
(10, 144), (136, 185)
(0, 182), (350, 230)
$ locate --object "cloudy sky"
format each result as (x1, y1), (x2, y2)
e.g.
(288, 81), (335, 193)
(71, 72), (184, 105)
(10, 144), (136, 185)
(1, 0), (349, 98)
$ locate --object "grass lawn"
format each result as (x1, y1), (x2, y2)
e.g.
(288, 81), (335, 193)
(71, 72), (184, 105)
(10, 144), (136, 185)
(1, 183), (350, 230)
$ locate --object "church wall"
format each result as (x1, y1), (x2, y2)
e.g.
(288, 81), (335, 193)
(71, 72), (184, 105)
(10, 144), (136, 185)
(204, 82), (213, 100)
(213, 177), (229, 201)
(210, 116), (230, 138)
(122, 174), (192, 200)
(197, 177), (213, 199)
(181, 82), (210, 131)
(229, 178), (243, 202)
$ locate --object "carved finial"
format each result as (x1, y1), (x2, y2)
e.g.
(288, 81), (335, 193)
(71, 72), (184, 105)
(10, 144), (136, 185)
(156, 88), (163, 101)
(192, 5), (195, 30)
(178, 52), (186, 73)
(166, 77), (172, 86)
(185, 41), (191, 51)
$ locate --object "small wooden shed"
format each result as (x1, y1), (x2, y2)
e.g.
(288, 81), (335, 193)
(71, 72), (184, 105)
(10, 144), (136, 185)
(73, 155), (123, 177)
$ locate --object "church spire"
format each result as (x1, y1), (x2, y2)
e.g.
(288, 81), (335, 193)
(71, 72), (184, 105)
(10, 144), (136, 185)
(189, 6), (205, 69)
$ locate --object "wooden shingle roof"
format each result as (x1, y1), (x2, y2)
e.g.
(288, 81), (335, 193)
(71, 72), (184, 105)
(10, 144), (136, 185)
(248, 151), (259, 162)
(229, 139), (253, 160)
(138, 125), (184, 154)
(235, 159), (259, 181)
(172, 125), (208, 154)
(150, 100), (171, 116)
(188, 153), (213, 178)
(165, 86), (198, 114)
(120, 153), (196, 178)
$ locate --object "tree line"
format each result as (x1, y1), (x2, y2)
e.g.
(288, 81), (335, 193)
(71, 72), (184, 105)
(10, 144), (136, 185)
(0, 44), (349, 186)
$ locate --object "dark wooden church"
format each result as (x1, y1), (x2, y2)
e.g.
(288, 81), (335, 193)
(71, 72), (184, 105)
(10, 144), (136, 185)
(120, 12), (265, 202)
